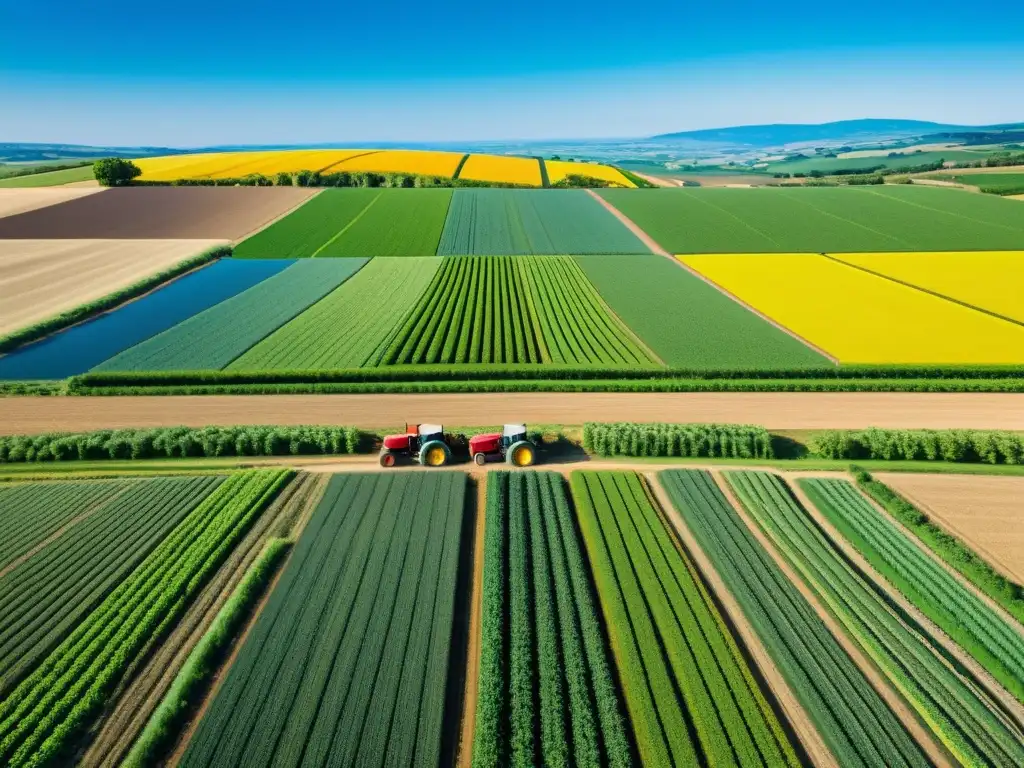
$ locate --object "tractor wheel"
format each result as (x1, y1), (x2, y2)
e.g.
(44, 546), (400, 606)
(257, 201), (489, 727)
(379, 451), (396, 468)
(473, 452), (487, 466)
(420, 440), (451, 467)
(507, 441), (536, 467)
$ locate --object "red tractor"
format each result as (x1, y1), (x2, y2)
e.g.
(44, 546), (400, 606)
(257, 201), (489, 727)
(379, 423), (452, 467)
(469, 424), (538, 467)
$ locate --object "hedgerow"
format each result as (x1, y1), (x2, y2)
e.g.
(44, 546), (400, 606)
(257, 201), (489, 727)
(583, 422), (774, 459)
(812, 427), (1024, 464)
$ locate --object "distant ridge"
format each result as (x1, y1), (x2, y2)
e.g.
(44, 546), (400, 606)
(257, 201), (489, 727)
(650, 119), (1019, 147)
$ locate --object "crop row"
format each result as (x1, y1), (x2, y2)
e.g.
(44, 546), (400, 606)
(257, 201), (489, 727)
(473, 471), (630, 767)
(799, 478), (1024, 704)
(0, 469), (289, 767)
(572, 470), (800, 767)
(382, 256), (654, 366)
(0, 476), (224, 698)
(583, 421), (774, 458)
(661, 469), (930, 767)
(181, 471), (465, 768)
(729, 471), (1024, 767)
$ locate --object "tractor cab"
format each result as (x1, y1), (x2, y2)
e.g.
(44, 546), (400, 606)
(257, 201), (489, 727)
(469, 423), (537, 467)
(379, 423), (451, 467)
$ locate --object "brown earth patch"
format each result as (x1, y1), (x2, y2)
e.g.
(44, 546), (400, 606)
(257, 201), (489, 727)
(0, 187), (316, 240)
(0, 187), (105, 220)
(457, 475), (486, 767)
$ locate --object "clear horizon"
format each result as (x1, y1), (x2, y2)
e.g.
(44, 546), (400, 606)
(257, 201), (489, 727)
(2, 1), (1023, 146)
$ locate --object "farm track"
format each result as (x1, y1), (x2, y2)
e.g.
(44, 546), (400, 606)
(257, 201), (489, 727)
(456, 477), (485, 768)
(5, 392), (1024, 434)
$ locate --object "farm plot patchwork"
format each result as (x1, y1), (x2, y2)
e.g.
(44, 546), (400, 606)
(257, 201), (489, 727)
(315, 188), (452, 257)
(0, 188), (103, 220)
(94, 259), (367, 371)
(0, 165), (95, 188)
(474, 471), (632, 768)
(571, 470), (800, 767)
(576, 254), (830, 368)
(799, 478), (1024, 704)
(829, 251), (1024, 324)
(682, 253), (1024, 363)
(0, 475), (224, 696)
(933, 172), (1024, 195)
(437, 189), (651, 255)
(598, 186), (1024, 253)
(134, 150), (374, 181)
(727, 471), (1024, 767)
(230, 257), (440, 370)
(181, 472), (465, 768)
(0, 258), (291, 380)
(661, 469), (931, 768)
(381, 256), (656, 366)
(0, 470), (290, 767)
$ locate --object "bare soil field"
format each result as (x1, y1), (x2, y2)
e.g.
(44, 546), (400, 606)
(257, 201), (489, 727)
(0, 187), (105, 220)
(0, 187), (316, 240)
(2, 392), (1023, 435)
(0, 239), (226, 334)
(875, 473), (1024, 583)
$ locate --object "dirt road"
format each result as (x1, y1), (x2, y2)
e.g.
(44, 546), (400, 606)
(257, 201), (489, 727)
(3, 392), (1023, 435)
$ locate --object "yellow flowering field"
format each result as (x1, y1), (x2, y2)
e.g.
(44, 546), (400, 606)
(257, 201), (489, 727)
(459, 154), (542, 186)
(830, 251), (1024, 323)
(680, 253), (1024, 364)
(329, 149), (465, 177)
(135, 150), (369, 181)
(545, 160), (635, 187)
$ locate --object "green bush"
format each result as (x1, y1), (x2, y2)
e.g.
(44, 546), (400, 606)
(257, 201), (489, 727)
(93, 157), (141, 186)
(583, 422), (773, 459)
(811, 428), (1024, 464)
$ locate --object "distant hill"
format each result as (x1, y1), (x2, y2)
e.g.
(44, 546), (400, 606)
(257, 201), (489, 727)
(0, 143), (184, 163)
(650, 119), (1016, 148)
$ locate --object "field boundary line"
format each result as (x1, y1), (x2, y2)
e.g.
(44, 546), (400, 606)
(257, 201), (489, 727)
(787, 476), (1024, 734)
(674, 256), (840, 365)
(824, 254), (1024, 329)
(451, 154), (470, 180)
(310, 193), (383, 257)
(456, 475), (486, 768)
(230, 188), (321, 245)
(585, 189), (669, 255)
(316, 150), (382, 174)
(644, 472), (837, 768)
(709, 471), (955, 767)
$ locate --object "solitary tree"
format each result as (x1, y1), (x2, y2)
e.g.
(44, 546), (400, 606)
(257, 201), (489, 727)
(93, 157), (142, 186)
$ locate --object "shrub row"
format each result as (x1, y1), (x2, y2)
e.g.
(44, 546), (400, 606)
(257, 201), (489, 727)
(812, 428), (1024, 464)
(583, 422), (774, 459)
(122, 537), (292, 768)
(134, 170), (535, 189)
(60, 377), (1024, 396)
(0, 425), (365, 463)
(0, 246), (231, 354)
(852, 469), (1024, 625)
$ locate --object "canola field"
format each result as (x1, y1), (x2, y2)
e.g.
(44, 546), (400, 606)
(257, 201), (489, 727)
(681, 253), (1024, 364)
(456, 154), (543, 186)
(545, 160), (635, 187)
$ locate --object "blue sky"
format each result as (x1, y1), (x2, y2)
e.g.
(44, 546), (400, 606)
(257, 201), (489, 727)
(2, 0), (1023, 146)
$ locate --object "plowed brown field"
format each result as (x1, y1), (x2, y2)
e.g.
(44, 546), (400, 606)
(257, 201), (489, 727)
(2, 392), (1022, 435)
(0, 188), (105, 220)
(0, 187), (315, 240)
(876, 473), (1024, 583)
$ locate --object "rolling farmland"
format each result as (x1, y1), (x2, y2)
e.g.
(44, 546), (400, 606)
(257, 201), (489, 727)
(134, 150), (375, 181)
(0, 258), (291, 380)
(571, 470), (801, 767)
(576, 254), (830, 368)
(682, 253), (1024, 363)
(474, 471), (632, 767)
(829, 251), (1024, 323)
(0, 165), (95, 188)
(661, 469), (931, 768)
(0, 469), (290, 767)
(381, 256), (656, 366)
(932, 172), (1024, 195)
(799, 478), (1024, 704)
(437, 189), (651, 255)
(230, 257), (441, 370)
(727, 471), (1024, 767)
(180, 471), (466, 768)
(94, 259), (367, 371)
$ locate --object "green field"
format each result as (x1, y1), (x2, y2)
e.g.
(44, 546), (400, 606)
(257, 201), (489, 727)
(662, 469), (930, 768)
(572, 470), (800, 767)
(381, 256), (656, 366)
(436, 188), (651, 255)
(576, 254), (830, 367)
(728, 471), (1024, 767)
(181, 472), (465, 768)
(765, 149), (990, 175)
(0, 165), (95, 187)
(930, 172), (1024, 195)
(94, 259), (367, 371)
(598, 186), (1024, 252)
(230, 257), (440, 370)
(474, 471), (631, 767)
(233, 189), (452, 258)
(0, 470), (289, 767)
(799, 478), (1024, 704)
